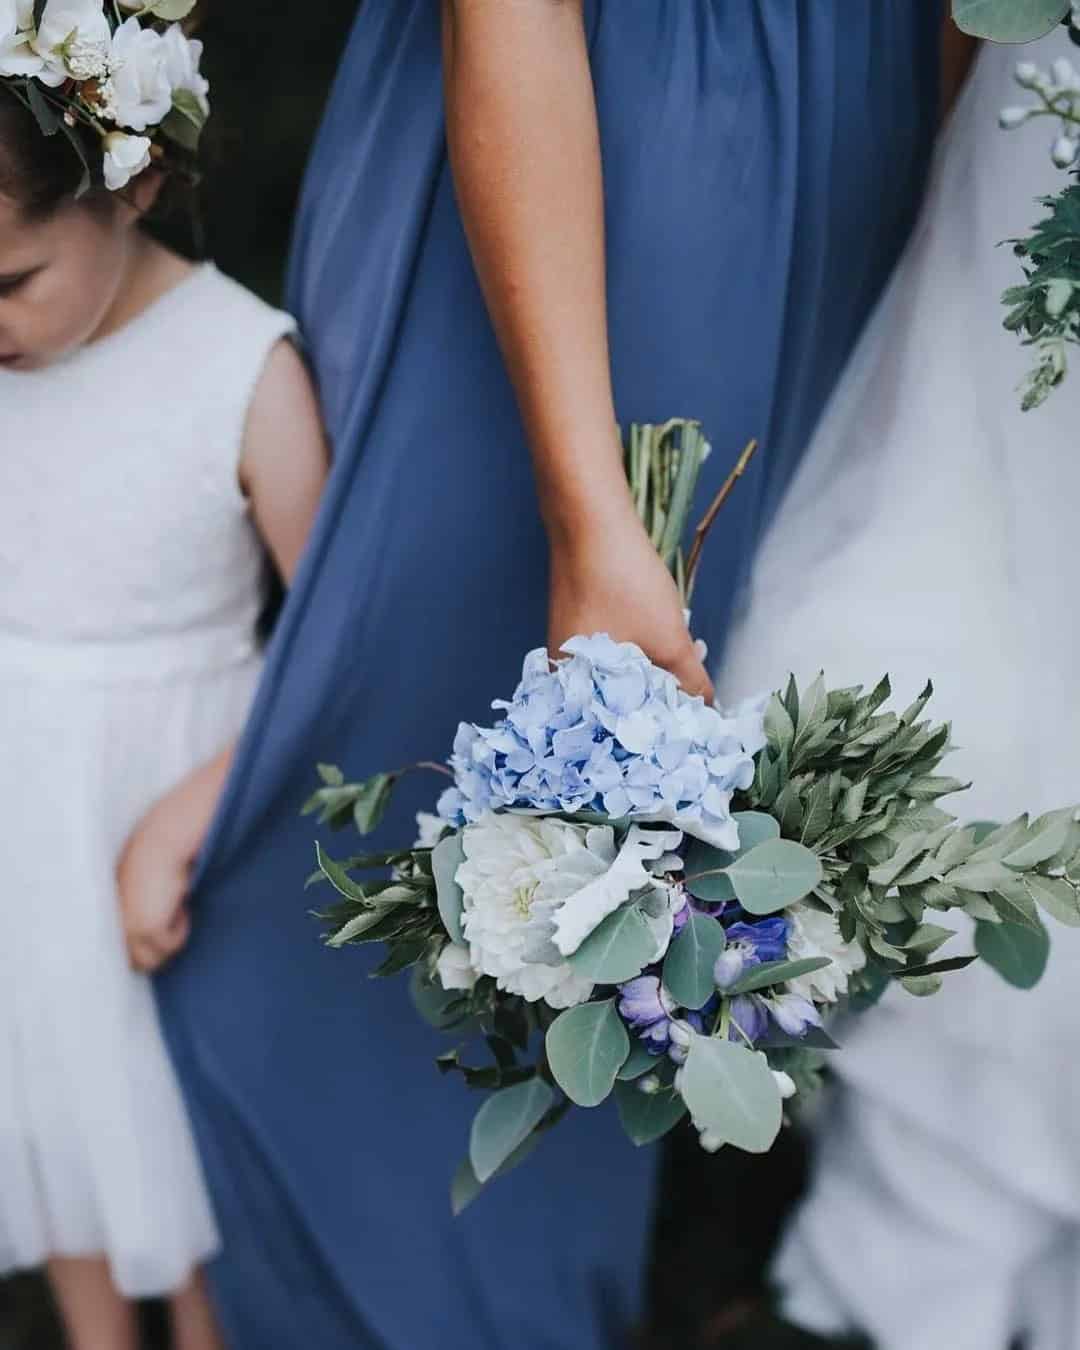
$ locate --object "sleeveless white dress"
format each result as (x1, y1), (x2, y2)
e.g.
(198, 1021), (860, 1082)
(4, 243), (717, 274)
(0, 263), (295, 1298)
(719, 31), (1080, 1350)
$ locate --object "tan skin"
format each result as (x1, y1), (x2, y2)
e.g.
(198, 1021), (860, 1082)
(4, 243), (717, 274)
(0, 178), (328, 1350)
(442, 0), (716, 700)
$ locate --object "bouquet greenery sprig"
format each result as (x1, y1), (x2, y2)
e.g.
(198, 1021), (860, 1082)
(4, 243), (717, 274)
(953, 0), (1080, 405)
(305, 419), (1079, 1211)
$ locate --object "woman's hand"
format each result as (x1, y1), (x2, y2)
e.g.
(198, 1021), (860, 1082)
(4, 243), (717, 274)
(116, 744), (234, 973)
(548, 498), (715, 701)
(117, 799), (194, 973)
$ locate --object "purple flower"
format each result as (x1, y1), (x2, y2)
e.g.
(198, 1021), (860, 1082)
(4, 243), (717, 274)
(728, 994), (770, 1045)
(765, 992), (822, 1038)
(713, 916), (789, 990)
(617, 975), (677, 1054)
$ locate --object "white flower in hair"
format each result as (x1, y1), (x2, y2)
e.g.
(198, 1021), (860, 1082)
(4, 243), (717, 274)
(161, 25), (208, 117)
(102, 130), (150, 191)
(109, 16), (172, 133)
(33, 0), (110, 87)
(0, 0), (42, 78)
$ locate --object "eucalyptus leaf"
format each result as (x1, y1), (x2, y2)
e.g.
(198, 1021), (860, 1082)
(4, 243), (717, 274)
(976, 918), (1050, 989)
(452, 1131), (540, 1214)
(616, 1040), (660, 1082)
(678, 1036), (783, 1154)
(545, 999), (629, 1107)
(432, 833), (466, 944)
(684, 839), (735, 902)
(568, 902), (657, 984)
(469, 1079), (554, 1183)
(731, 811), (781, 855)
(410, 967), (467, 1031)
(662, 910), (727, 1009)
(725, 956), (832, 997)
(952, 0), (1066, 41)
(614, 1082), (687, 1146)
(725, 839), (824, 916)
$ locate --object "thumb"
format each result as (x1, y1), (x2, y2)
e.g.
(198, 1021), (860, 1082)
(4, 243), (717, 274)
(670, 648), (715, 704)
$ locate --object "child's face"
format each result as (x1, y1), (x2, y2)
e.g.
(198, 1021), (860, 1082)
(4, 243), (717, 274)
(0, 192), (136, 372)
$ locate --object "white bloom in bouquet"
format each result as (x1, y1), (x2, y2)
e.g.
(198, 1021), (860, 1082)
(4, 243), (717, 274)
(435, 941), (478, 993)
(0, 0), (42, 78)
(102, 131), (150, 190)
(110, 16), (172, 132)
(784, 902), (866, 1005)
(161, 23), (209, 115)
(33, 0), (109, 85)
(455, 813), (681, 1009)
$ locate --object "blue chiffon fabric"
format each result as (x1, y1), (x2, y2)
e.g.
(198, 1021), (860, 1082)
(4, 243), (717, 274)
(157, 5), (939, 1346)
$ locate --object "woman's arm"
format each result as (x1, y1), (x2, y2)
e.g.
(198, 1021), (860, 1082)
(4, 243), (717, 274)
(442, 0), (714, 698)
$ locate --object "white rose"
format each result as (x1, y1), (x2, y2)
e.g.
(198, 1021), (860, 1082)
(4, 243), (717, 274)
(109, 16), (171, 132)
(455, 812), (681, 1009)
(784, 902), (866, 1004)
(161, 23), (208, 115)
(0, 0), (42, 77)
(102, 131), (150, 191)
(435, 942), (479, 993)
(33, 0), (109, 86)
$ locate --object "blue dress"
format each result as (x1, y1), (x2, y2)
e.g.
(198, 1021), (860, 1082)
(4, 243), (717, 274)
(158, 5), (939, 1347)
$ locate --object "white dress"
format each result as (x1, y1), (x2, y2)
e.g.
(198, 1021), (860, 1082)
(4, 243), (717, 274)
(718, 31), (1080, 1350)
(0, 263), (295, 1298)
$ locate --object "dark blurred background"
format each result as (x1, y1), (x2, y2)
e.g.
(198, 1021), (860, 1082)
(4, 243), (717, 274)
(0, 4), (851, 1346)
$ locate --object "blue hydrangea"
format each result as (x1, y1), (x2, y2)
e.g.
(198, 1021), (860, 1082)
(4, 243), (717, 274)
(437, 635), (764, 849)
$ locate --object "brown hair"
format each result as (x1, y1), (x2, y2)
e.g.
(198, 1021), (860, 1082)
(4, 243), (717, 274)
(0, 86), (92, 218)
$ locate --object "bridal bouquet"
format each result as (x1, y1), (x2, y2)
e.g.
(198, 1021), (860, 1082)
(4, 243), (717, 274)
(307, 420), (1080, 1210)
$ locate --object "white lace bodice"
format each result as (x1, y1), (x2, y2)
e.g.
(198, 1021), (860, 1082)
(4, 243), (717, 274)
(0, 264), (296, 647)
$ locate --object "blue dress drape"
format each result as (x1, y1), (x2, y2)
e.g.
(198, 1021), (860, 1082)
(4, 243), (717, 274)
(158, 5), (939, 1346)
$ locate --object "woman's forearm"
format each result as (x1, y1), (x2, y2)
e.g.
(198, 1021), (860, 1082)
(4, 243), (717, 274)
(441, 0), (629, 542)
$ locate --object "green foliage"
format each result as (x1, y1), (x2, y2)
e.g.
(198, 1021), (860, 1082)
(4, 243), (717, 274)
(1002, 181), (1080, 409)
(726, 957), (833, 997)
(614, 1079), (687, 1146)
(952, 0), (1066, 41)
(742, 675), (1079, 994)
(469, 1080), (555, 1183)
(723, 839), (823, 916)
(662, 910), (728, 1010)
(566, 901), (658, 984)
(545, 999), (630, 1108)
(678, 1036), (783, 1154)
(976, 917), (1051, 987)
(432, 834), (466, 944)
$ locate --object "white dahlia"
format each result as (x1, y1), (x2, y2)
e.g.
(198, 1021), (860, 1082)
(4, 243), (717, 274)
(784, 902), (866, 1005)
(456, 813), (682, 1009)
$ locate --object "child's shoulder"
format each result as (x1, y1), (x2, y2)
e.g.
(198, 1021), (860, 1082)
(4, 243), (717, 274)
(181, 260), (298, 349)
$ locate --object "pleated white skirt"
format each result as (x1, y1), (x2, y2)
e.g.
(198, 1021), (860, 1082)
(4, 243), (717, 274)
(0, 624), (259, 1298)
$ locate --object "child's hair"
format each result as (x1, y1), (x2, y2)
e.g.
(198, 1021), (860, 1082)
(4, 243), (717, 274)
(0, 84), (204, 245)
(0, 86), (86, 219)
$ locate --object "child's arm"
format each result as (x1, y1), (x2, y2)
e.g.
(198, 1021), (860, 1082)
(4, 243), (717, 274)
(119, 339), (329, 973)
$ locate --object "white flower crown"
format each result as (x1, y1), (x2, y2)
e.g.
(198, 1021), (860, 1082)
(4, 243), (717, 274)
(1, 0), (209, 193)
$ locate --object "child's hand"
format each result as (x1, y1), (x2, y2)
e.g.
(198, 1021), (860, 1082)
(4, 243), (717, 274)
(115, 744), (235, 974)
(117, 799), (194, 973)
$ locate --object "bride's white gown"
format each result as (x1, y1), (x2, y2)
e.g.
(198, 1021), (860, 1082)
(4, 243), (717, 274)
(718, 31), (1080, 1350)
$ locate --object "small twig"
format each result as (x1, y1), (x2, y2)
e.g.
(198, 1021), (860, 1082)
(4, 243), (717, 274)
(413, 760), (454, 780)
(685, 438), (759, 594)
